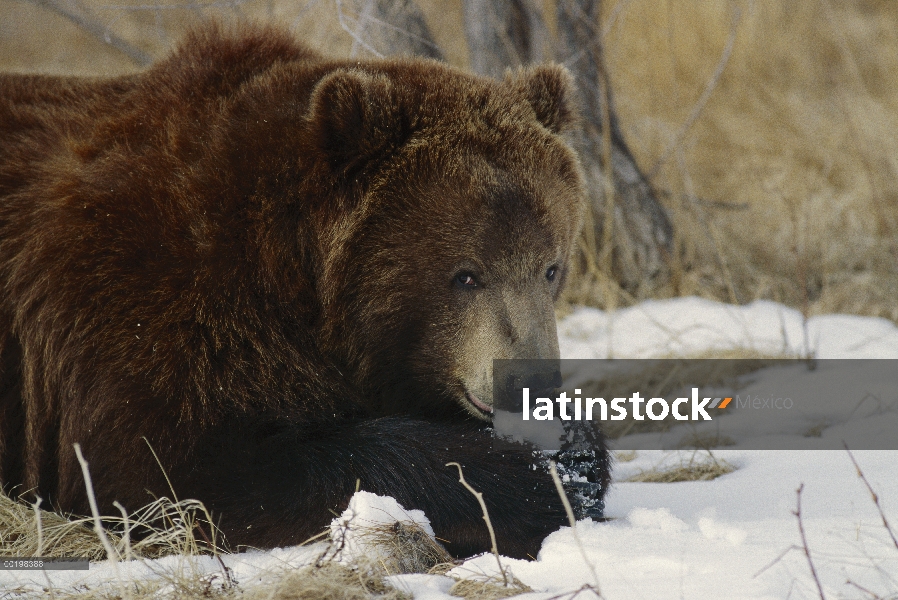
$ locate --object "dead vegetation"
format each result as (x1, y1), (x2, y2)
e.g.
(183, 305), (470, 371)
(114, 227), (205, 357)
(351, 521), (453, 576)
(598, 1), (898, 321)
(623, 452), (736, 483)
(447, 577), (531, 600)
(0, 492), (225, 562)
(0, 457), (534, 598)
(246, 562), (413, 600)
(0, 488), (453, 599)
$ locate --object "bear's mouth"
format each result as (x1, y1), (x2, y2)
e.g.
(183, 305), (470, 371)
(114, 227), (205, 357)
(464, 390), (494, 417)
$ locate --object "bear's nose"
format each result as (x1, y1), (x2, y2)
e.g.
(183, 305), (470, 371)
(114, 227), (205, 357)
(502, 292), (560, 361)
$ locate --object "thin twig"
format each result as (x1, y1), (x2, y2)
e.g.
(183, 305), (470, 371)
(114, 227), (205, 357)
(844, 443), (898, 551)
(349, 0), (376, 58)
(290, 0), (324, 32)
(446, 462), (508, 587)
(676, 150), (739, 303)
(335, 0), (384, 58)
(752, 544), (802, 579)
(22, 0), (152, 66)
(597, 35), (616, 315)
(549, 462), (602, 595)
(794, 483), (827, 600)
(194, 521), (236, 588)
(601, 0), (635, 39)
(32, 496), (55, 598)
(73, 443), (129, 600)
(649, 7), (742, 178)
(356, 13), (443, 53)
(300, 529), (332, 546)
(112, 501), (132, 562)
(545, 583), (603, 600)
(31, 497), (44, 557)
(73, 444), (119, 562)
(142, 437), (180, 505)
(845, 578), (880, 598)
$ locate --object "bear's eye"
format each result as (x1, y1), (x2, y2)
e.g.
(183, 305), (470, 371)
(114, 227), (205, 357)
(546, 265), (558, 282)
(454, 272), (478, 289)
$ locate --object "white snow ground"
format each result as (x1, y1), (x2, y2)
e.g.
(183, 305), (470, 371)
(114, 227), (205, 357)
(3, 297), (897, 599)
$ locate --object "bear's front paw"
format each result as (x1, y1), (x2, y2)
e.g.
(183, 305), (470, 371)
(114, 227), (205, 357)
(554, 420), (611, 520)
(555, 448), (607, 520)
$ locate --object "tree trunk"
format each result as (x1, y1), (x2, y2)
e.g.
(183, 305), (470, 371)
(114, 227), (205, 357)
(556, 0), (672, 292)
(461, 0), (550, 77)
(348, 0), (445, 61)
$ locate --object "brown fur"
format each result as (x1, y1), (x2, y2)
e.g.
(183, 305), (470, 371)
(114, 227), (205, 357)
(0, 23), (607, 558)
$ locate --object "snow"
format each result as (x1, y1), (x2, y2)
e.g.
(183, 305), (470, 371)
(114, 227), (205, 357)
(3, 297), (898, 598)
(536, 450), (898, 599)
(558, 297), (898, 359)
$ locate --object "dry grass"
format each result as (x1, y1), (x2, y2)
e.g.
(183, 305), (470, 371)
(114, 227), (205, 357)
(5, 560), (414, 599)
(0, 486), (551, 599)
(624, 452), (736, 483)
(0, 488), (459, 599)
(0, 492), (108, 561)
(349, 521), (453, 576)
(448, 576), (531, 600)
(244, 562), (413, 600)
(600, 0), (898, 320)
(0, 492), (224, 561)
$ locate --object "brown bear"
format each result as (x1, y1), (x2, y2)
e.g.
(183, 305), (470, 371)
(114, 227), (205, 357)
(0, 23), (609, 559)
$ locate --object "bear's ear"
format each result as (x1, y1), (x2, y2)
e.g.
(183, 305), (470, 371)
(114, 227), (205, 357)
(513, 64), (578, 134)
(307, 69), (405, 175)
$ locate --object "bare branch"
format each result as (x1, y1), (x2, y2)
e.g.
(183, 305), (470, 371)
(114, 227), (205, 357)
(844, 443), (898, 552)
(22, 0), (152, 66)
(446, 462), (508, 586)
(73, 443), (129, 600)
(463, 0), (547, 77)
(649, 6), (742, 179)
(336, 0), (385, 58)
(752, 544), (802, 579)
(845, 579), (880, 599)
(557, 0), (673, 291)
(794, 483), (827, 600)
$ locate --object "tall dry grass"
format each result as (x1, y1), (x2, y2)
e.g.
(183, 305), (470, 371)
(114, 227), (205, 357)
(1, 0), (896, 321)
(600, 0), (898, 319)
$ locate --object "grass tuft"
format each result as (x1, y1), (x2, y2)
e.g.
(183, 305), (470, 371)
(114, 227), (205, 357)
(352, 521), (453, 576)
(448, 576), (531, 600)
(0, 492), (109, 561)
(625, 453), (735, 483)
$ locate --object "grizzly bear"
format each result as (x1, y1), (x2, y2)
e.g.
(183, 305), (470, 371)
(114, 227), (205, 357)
(0, 23), (609, 559)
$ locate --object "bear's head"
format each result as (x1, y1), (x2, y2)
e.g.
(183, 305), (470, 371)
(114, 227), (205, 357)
(310, 61), (586, 421)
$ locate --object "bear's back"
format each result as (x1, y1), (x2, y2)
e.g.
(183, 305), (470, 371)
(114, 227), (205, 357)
(0, 24), (319, 194)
